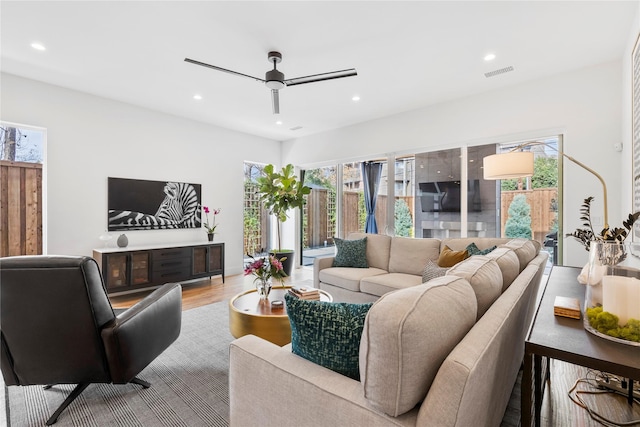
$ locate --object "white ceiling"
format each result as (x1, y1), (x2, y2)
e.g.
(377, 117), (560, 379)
(1, 1), (637, 141)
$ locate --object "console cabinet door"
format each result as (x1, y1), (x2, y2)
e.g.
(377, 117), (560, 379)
(130, 252), (150, 286)
(208, 244), (223, 273)
(102, 251), (152, 291)
(105, 253), (128, 289)
(191, 244), (224, 282)
(192, 247), (207, 275)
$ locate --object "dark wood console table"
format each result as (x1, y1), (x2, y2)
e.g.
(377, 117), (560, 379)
(522, 266), (640, 427)
(93, 242), (224, 295)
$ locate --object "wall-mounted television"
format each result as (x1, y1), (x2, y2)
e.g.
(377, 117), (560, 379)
(419, 180), (481, 213)
(108, 177), (202, 231)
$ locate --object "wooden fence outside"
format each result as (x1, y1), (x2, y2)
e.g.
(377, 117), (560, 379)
(500, 188), (557, 244)
(243, 182), (270, 256)
(304, 189), (414, 247)
(0, 160), (43, 256)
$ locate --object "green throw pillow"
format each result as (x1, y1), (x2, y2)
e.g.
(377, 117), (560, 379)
(285, 293), (373, 380)
(333, 237), (368, 268)
(465, 242), (498, 256)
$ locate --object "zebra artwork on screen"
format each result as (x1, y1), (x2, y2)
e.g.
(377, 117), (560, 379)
(107, 177), (202, 231)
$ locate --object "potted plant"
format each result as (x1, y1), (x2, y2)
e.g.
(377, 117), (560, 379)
(566, 196), (640, 251)
(256, 163), (311, 276)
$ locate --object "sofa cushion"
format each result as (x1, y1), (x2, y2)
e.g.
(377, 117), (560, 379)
(501, 238), (538, 272)
(348, 232), (392, 271)
(359, 276), (477, 417)
(285, 293), (373, 380)
(484, 247), (520, 292)
(422, 259), (448, 283)
(388, 237), (441, 275)
(333, 237), (368, 268)
(437, 245), (469, 267)
(446, 256), (503, 319)
(318, 267), (387, 292)
(466, 242), (497, 256)
(360, 273), (423, 297)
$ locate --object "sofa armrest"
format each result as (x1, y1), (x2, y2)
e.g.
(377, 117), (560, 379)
(230, 335), (417, 426)
(313, 256), (335, 288)
(101, 282), (182, 383)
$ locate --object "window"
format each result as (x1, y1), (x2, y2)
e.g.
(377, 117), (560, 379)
(1, 124), (44, 163)
(243, 162), (269, 258)
(301, 166), (337, 266)
(0, 123), (45, 255)
(497, 137), (560, 264)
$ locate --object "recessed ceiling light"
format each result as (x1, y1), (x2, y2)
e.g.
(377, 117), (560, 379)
(484, 53), (496, 61)
(352, 95), (361, 102)
(276, 120), (283, 125)
(193, 94), (202, 100)
(31, 42), (46, 51)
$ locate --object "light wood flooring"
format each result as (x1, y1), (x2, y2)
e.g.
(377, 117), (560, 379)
(109, 268), (640, 427)
(109, 267), (314, 311)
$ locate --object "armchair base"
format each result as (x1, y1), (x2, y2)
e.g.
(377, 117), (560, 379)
(45, 377), (151, 425)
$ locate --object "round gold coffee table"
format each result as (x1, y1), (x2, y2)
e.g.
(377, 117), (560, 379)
(229, 286), (332, 346)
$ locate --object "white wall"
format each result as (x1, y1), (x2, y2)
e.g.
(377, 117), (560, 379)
(1, 73), (280, 275)
(283, 61), (625, 267)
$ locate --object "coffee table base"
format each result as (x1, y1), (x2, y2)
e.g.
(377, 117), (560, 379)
(229, 286), (332, 346)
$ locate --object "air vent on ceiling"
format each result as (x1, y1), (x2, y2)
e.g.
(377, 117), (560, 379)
(484, 66), (514, 78)
(290, 126), (303, 131)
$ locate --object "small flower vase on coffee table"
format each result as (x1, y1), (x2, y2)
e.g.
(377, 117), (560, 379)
(256, 279), (272, 300)
(207, 233), (214, 242)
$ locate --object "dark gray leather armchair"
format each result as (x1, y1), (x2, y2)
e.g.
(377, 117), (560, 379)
(0, 255), (182, 425)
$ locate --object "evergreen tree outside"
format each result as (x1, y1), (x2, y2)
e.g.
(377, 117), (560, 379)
(500, 156), (557, 191)
(395, 199), (413, 237)
(505, 194), (532, 239)
(531, 157), (557, 188)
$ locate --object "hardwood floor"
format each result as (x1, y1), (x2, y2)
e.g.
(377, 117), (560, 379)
(109, 268), (640, 426)
(540, 360), (640, 426)
(109, 266), (314, 310)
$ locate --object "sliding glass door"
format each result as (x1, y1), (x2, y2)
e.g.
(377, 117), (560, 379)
(301, 166), (337, 266)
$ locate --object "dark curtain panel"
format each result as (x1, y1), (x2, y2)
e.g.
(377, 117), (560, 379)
(361, 162), (383, 234)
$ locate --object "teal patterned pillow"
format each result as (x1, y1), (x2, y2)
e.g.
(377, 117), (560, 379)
(466, 242), (497, 256)
(285, 293), (373, 380)
(333, 237), (368, 268)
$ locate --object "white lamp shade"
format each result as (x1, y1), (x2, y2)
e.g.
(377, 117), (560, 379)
(483, 151), (534, 180)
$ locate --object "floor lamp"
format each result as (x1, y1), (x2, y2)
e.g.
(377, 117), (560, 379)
(482, 141), (609, 229)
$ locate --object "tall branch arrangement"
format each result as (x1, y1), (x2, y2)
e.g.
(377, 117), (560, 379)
(566, 196), (640, 251)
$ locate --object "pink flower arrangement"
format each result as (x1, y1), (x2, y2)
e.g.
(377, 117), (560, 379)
(202, 206), (220, 234)
(244, 254), (287, 284)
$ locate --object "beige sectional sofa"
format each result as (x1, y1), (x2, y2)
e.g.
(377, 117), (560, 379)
(230, 234), (548, 426)
(314, 233), (533, 303)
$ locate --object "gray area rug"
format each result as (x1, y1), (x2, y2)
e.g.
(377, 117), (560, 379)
(6, 302), (232, 426)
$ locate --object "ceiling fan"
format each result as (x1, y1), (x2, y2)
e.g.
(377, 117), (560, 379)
(184, 51), (357, 114)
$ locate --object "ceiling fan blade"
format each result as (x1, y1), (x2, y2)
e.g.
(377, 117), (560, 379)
(184, 58), (265, 83)
(271, 89), (280, 114)
(284, 68), (357, 87)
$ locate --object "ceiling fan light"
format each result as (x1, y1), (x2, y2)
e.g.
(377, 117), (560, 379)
(266, 80), (285, 90)
(265, 69), (285, 90)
